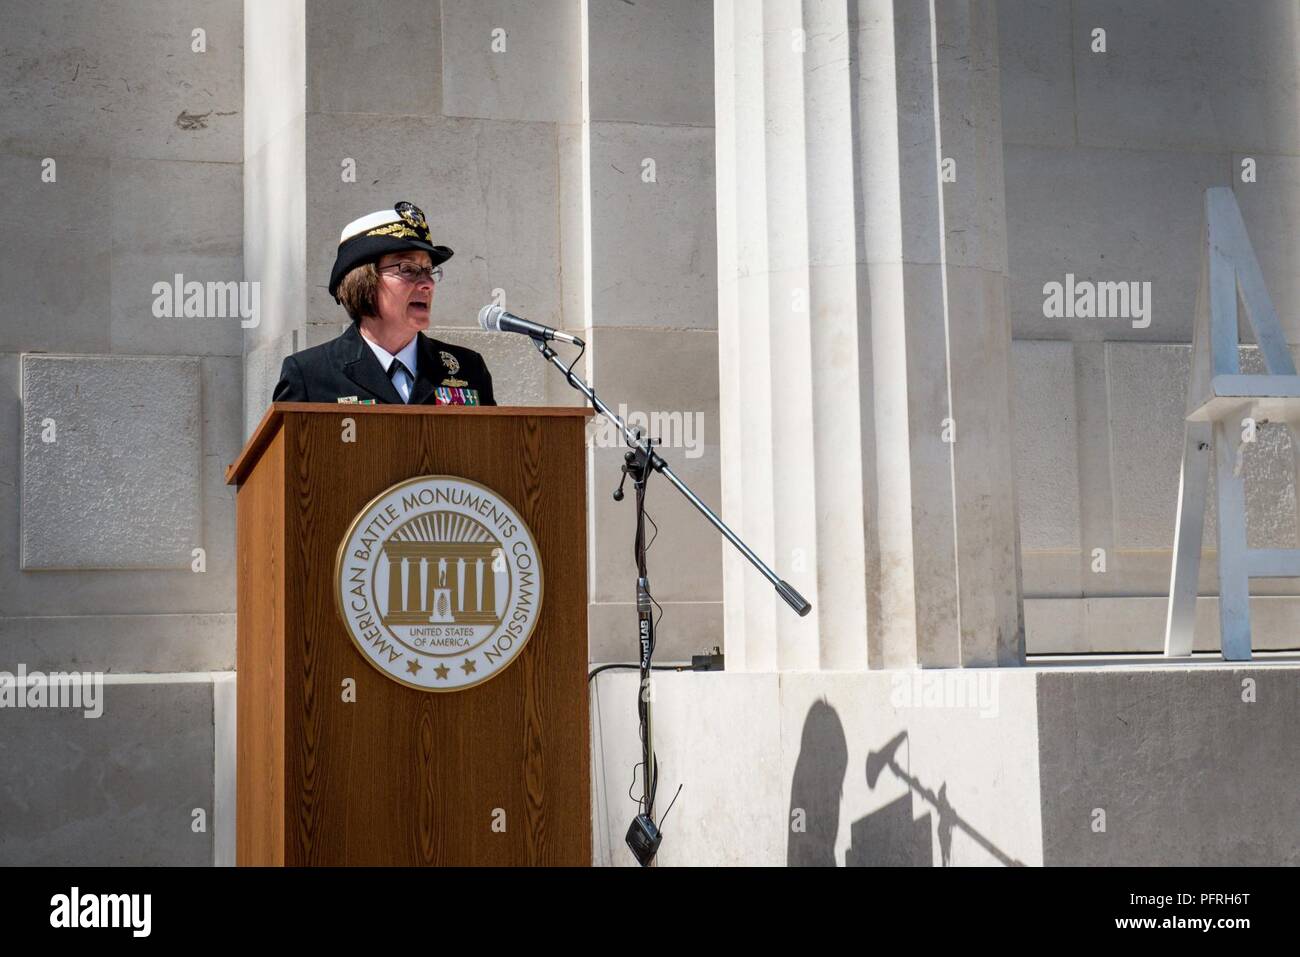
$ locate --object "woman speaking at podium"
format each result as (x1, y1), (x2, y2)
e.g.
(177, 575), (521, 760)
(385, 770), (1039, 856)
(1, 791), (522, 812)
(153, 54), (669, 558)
(272, 200), (496, 406)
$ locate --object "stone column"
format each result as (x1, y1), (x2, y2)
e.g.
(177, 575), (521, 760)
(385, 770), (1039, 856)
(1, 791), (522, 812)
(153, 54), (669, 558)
(715, 0), (1024, 669)
(243, 0), (306, 436)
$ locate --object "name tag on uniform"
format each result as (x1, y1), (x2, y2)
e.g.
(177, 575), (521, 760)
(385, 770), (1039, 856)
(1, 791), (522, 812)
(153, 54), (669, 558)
(434, 387), (480, 406)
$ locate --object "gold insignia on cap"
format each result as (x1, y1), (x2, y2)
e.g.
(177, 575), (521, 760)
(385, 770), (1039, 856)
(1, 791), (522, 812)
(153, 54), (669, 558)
(365, 221), (419, 240)
(396, 200), (427, 230)
(395, 201), (431, 242)
(440, 350), (460, 375)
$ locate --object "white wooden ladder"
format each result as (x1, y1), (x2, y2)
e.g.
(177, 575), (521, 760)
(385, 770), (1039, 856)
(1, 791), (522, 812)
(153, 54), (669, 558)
(1164, 187), (1300, 660)
(1170, 191), (1300, 660)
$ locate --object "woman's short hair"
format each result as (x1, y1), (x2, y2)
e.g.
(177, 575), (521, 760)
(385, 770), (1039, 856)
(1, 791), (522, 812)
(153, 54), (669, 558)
(336, 263), (381, 323)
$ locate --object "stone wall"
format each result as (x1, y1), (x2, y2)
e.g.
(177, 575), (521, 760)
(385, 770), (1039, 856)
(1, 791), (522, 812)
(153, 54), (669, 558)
(1000, 0), (1300, 651)
(0, 0), (245, 864)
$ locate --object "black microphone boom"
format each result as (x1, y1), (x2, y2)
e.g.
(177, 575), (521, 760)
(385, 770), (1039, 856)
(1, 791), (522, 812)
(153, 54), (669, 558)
(523, 335), (812, 619)
(478, 304), (584, 346)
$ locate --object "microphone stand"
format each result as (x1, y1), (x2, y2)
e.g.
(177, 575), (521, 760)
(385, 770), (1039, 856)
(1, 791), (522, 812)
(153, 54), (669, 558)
(531, 337), (811, 866)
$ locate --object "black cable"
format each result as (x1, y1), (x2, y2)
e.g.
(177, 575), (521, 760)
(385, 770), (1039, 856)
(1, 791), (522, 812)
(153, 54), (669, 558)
(641, 509), (665, 639)
(566, 339), (585, 384)
(588, 662), (690, 683)
(635, 491), (662, 653)
(627, 762), (642, 808)
(658, 783), (684, 830)
(648, 587), (663, 649)
(643, 507), (659, 553)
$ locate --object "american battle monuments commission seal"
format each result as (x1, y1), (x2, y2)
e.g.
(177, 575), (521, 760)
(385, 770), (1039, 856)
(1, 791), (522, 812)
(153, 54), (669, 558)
(334, 475), (543, 691)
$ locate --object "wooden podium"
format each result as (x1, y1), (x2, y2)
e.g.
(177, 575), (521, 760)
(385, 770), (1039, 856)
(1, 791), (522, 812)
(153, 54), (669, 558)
(225, 402), (593, 866)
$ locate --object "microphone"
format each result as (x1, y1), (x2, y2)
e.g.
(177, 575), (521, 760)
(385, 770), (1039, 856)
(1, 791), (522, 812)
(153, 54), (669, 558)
(478, 304), (584, 346)
(866, 731), (908, 788)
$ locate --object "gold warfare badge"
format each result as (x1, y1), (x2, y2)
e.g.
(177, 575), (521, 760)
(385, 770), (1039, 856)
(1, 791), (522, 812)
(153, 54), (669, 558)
(334, 475), (543, 692)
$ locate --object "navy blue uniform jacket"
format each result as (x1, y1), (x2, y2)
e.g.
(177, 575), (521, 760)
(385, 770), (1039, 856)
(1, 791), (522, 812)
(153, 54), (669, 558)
(272, 323), (496, 406)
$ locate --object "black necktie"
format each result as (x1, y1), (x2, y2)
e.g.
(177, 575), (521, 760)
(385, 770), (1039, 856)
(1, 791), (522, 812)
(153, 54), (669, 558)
(387, 358), (412, 402)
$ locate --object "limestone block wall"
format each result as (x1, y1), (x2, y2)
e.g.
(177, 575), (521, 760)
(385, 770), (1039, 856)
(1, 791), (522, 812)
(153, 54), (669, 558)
(999, 0), (1300, 651)
(0, 0), (245, 863)
(592, 664), (1300, 866)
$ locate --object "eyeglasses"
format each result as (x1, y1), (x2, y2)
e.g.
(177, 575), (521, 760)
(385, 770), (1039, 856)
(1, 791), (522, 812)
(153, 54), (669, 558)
(378, 261), (444, 284)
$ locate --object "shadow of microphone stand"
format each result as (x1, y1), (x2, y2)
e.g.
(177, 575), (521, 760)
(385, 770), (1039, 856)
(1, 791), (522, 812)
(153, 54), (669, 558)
(866, 730), (1024, 867)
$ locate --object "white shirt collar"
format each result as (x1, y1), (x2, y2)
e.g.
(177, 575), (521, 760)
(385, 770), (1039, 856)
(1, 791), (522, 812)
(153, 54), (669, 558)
(360, 331), (419, 377)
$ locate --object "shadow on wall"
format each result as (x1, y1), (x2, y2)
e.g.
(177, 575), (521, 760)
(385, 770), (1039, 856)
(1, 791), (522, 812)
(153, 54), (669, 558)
(787, 703), (1023, 867)
(787, 700), (847, 866)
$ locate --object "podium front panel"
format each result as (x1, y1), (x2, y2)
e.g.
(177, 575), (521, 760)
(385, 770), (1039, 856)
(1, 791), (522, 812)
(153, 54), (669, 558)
(234, 406), (591, 866)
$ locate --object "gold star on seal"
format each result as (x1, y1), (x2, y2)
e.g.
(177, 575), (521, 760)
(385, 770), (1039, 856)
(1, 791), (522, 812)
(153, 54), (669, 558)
(434, 663), (450, 680)
(460, 658), (477, 675)
(406, 658), (422, 675)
